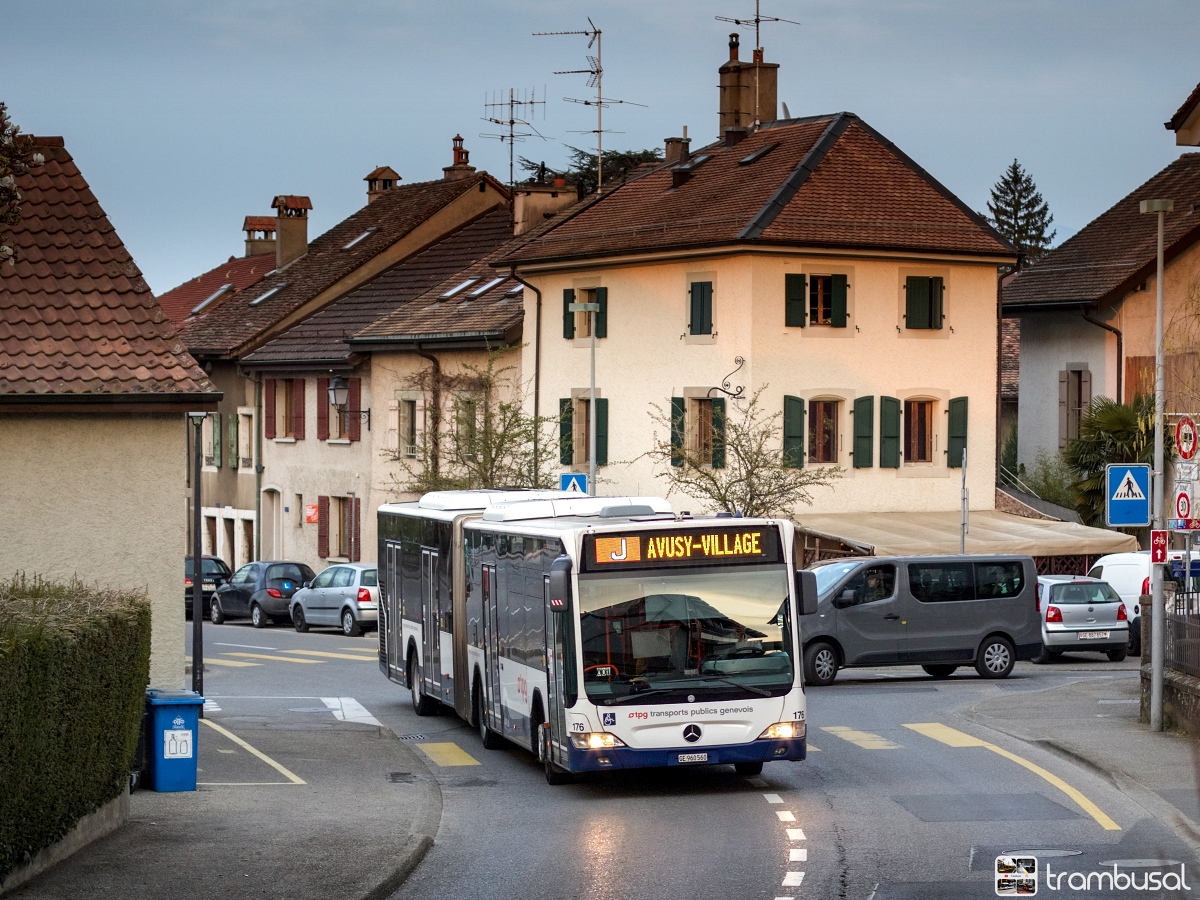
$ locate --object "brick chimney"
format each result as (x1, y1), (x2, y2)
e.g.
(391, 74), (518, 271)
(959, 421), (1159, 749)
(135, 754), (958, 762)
(243, 216), (276, 257)
(513, 176), (577, 235)
(271, 195), (312, 269)
(664, 127), (691, 166)
(364, 166), (401, 204)
(443, 135), (477, 181)
(718, 32), (779, 137)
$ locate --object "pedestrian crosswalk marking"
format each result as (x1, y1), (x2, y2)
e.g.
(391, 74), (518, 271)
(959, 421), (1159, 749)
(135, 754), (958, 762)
(284, 649), (378, 661)
(416, 742), (481, 767)
(820, 726), (900, 749)
(223, 652), (321, 664)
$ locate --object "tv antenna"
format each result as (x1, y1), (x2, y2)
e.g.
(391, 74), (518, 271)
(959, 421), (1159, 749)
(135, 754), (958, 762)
(716, 1), (801, 126)
(534, 18), (646, 193)
(481, 87), (548, 187)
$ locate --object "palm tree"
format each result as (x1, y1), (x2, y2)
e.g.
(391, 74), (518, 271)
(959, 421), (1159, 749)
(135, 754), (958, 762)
(1063, 395), (1169, 527)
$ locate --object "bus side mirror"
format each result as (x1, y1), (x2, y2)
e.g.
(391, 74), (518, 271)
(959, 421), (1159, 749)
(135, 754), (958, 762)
(795, 570), (818, 616)
(549, 556), (573, 614)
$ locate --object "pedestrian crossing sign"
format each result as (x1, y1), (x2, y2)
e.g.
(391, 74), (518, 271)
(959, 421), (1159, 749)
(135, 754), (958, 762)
(1105, 463), (1151, 527)
(560, 473), (587, 493)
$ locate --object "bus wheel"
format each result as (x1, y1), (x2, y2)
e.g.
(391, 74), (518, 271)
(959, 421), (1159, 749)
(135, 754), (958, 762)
(475, 682), (501, 750)
(408, 656), (438, 716)
(735, 761), (764, 776)
(538, 721), (572, 785)
(921, 664), (957, 678)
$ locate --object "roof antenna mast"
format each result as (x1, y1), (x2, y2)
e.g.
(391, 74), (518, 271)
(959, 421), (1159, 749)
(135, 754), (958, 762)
(716, 0), (801, 126)
(534, 18), (646, 193)
(481, 87), (548, 189)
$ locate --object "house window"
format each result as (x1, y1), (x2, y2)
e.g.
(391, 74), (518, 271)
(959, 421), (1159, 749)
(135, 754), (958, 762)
(808, 399), (839, 464)
(693, 399), (716, 464)
(202, 414), (215, 466)
(327, 393), (345, 440)
(399, 399), (417, 458)
(296, 494), (304, 528)
(559, 396), (608, 467)
(689, 281), (713, 335)
(904, 399), (935, 463)
(238, 412), (253, 468)
(1059, 369), (1092, 447)
(276, 380), (295, 437)
(563, 287), (608, 339)
(454, 393), (480, 457)
(810, 276), (833, 326)
(334, 497), (352, 558)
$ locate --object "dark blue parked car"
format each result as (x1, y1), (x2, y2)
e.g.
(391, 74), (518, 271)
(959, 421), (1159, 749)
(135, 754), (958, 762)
(210, 560), (316, 628)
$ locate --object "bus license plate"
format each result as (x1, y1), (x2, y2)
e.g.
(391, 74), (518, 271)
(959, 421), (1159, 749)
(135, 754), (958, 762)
(677, 752), (708, 764)
(1078, 631), (1110, 640)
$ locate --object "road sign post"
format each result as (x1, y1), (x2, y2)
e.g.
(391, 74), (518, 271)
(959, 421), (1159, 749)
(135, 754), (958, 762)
(1105, 463), (1151, 528)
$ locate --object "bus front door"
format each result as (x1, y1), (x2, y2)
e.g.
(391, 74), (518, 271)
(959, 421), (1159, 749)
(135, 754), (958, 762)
(421, 549), (440, 697)
(544, 574), (568, 765)
(481, 564), (502, 730)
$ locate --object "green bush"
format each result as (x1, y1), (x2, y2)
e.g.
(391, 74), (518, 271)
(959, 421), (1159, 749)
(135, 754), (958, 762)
(0, 575), (151, 881)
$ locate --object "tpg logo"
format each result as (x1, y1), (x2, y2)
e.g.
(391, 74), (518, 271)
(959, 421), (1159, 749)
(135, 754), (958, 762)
(628, 711), (648, 720)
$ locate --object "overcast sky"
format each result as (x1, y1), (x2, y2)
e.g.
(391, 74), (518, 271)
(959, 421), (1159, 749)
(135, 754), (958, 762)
(6, 0), (1197, 295)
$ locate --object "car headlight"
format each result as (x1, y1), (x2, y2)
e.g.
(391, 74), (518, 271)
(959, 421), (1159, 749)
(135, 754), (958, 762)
(570, 732), (627, 750)
(758, 721), (805, 740)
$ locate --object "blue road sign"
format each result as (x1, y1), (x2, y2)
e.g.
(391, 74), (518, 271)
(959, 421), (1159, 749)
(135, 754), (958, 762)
(560, 473), (588, 493)
(1105, 463), (1151, 527)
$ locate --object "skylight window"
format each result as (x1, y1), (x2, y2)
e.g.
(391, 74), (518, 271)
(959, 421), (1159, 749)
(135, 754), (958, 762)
(506, 282), (525, 295)
(739, 142), (779, 165)
(342, 229), (375, 250)
(468, 277), (505, 297)
(249, 284), (285, 306)
(191, 283), (233, 316)
(440, 278), (479, 299)
(677, 154), (711, 172)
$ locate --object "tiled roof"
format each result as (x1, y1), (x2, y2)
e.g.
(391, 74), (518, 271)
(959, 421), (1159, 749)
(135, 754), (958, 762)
(178, 174), (502, 357)
(501, 113), (1014, 266)
(1003, 154), (1200, 310)
(156, 253), (276, 326)
(243, 216), (275, 231)
(1167, 82), (1200, 131)
(1000, 317), (1019, 400)
(0, 137), (216, 402)
(242, 209), (514, 366)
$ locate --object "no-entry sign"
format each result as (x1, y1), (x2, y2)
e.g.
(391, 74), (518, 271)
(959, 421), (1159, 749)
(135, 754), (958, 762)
(1178, 416), (1198, 460)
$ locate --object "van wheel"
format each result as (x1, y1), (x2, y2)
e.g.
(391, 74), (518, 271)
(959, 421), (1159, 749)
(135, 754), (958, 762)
(1107, 647), (1128, 662)
(922, 664), (957, 679)
(804, 641), (838, 686)
(408, 657), (438, 716)
(975, 636), (1015, 679)
(474, 680), (502, 750)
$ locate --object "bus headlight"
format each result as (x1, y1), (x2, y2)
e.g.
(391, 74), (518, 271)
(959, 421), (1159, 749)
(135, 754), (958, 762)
(758, 722), (805, 740)
(570, 732), (627, 750)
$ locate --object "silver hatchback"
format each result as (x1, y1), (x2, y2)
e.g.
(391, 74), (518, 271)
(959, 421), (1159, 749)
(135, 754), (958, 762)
(1034, 576), (1128, 663)
(290, 563), (379, 637)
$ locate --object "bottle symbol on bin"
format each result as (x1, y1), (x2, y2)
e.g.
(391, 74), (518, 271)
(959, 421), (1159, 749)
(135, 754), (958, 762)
(168, 733), (179, 756)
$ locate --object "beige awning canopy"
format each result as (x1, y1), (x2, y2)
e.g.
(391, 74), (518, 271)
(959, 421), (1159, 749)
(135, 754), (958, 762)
(795, 509), (1138, 558)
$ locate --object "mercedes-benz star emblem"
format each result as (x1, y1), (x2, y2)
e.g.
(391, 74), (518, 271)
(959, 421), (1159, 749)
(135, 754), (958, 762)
(683, 724), (702, 743)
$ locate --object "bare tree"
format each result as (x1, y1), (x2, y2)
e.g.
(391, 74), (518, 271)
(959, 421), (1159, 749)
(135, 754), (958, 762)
(0, 102), (43, 267)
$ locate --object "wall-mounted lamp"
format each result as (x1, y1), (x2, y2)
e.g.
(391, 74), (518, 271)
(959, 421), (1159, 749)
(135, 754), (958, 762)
(327, 376), (371, 431)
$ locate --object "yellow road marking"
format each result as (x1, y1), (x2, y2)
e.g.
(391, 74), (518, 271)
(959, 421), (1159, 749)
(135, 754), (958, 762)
(416, 742), (481, 767)
(188, 657), (260, 668)
(199, 719), (306, 784)
(223, 652), (322, 663)
(338, 646), (378, 653)
(904, 723), (1120, 831)
(283, 649), (378, 661)
(820, 726), (900, 749)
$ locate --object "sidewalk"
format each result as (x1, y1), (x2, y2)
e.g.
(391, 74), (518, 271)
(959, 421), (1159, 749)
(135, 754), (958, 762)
(964, 664), (1200, 851)
(7, 718), (441, 900)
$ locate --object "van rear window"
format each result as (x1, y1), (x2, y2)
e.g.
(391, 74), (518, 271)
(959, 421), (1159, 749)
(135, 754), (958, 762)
(909, 561), (1024, 603)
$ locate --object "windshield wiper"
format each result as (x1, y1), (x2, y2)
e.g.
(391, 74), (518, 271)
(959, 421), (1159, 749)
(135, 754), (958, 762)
(696, 676), (773, 697)
(603, 689), (679, 706)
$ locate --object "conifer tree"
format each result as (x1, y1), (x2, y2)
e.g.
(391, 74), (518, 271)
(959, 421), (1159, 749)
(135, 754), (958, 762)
(986, 159), (1056, 263)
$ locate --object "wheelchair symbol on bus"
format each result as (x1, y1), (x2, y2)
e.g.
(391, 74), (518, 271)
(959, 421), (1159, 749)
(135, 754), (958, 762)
(602, 712), (616, 726)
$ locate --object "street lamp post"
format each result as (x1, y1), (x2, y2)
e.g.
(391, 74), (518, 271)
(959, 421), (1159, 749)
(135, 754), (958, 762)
(1140, 197), (1173, 732)
(188, 411), (207, 707)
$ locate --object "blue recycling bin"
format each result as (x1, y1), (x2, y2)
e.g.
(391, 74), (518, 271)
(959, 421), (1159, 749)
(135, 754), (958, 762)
(145, 689), (204, 792)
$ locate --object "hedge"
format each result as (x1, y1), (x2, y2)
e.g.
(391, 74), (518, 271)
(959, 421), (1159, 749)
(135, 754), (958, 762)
(0, 575), (151, 881)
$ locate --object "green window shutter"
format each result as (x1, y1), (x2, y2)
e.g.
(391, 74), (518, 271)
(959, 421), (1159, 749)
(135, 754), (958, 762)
(947, 396), (968, 468)
(212, 411), (222, 468)
(785, 273), (807, 327)
(559, 398), (573, 465)
(562, 289), (575, 339)
(670, 397), (685, 467)
(852, 396), (874, 469)
(905, 276), (930, 329)
(930, 276), (944, 330)
(690, 282), (712, 335)
(228, 413), (239, 467)
(595, 287), (607, 339)
(711, 398), (726, 469)
(783, 395), (805, 468)
(880, 397), (901, 468)
(595, 398), (608, 467)
(831, 274), (848, 328)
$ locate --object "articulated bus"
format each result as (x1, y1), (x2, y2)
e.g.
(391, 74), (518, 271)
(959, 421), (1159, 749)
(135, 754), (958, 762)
(377, 489), (817, 784)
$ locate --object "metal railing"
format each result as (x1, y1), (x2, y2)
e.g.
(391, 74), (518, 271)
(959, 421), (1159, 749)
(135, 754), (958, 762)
(1166, 590), (1200, 678)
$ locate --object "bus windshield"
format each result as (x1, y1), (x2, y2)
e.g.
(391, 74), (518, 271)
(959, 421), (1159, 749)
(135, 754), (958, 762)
(577, 565), (793, 704)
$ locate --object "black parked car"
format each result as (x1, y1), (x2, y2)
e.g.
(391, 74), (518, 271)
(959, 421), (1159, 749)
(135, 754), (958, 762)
(210, 560), (316, 628)
(185, 555), (232, 619)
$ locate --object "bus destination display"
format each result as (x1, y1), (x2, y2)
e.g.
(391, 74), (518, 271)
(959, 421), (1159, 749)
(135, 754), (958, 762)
(583, 526), (781, 571)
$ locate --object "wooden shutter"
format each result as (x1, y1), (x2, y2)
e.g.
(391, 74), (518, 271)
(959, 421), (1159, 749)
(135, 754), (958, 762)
(785, 274), (807, 327)
(317, 377), (330, 440)
(1058, 370), (1069, 449)
(264, 378), (276, 440)
(671, 397), (685, 467)
(212, 412), (222, 468)
(292, 378), (306, 439)
(317, 495), (330, 559)
(348, 378), (362, 442)
(595, 287), (608, 339)
(880, 396), (901, 468)
(350, 497), (361, 561)
(595, 397), (608, 467)
(563, 289), (575, 339)
(559, 399), (573, 465)
(831, 274), (848, 328)
(783, 395), (805, 468)
(228, 413), (239, 467)
(947, 396), (968, 467)
(905, 276), (930, 329)
(689, 282), (712, 335)
(852, 395), (874, 468)
(711, 398), (726, 469)
(1080, 369), (1092, 415)
(930, 276), (944, 329)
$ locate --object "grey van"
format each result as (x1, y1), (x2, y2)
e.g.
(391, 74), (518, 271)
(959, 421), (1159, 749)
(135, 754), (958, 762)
(800, 556), (1041, 685)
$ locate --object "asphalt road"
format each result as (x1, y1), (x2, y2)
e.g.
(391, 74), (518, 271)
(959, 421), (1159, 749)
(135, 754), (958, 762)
(188, 620), (1200, 900)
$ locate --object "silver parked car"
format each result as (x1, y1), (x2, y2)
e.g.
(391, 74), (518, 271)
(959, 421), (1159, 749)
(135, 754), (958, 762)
(1034, 576), (1128, 663)
(290, 563), (379, 637)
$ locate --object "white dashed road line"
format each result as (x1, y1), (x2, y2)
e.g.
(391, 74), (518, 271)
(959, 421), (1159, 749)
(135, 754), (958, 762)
(764, 793), (784, 804)
(763, 791), (806, 897)
(790, 849), (808, 862)
(776, 810), (796, 822)
(787, 828), (806, 840)
(782, 872), (805, 887)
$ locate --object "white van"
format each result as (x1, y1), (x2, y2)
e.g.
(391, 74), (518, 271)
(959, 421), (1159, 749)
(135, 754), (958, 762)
(1087, 549), (1200, 655)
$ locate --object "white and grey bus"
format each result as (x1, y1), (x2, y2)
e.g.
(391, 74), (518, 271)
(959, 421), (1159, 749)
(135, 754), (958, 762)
(377, 490), (817, 783)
